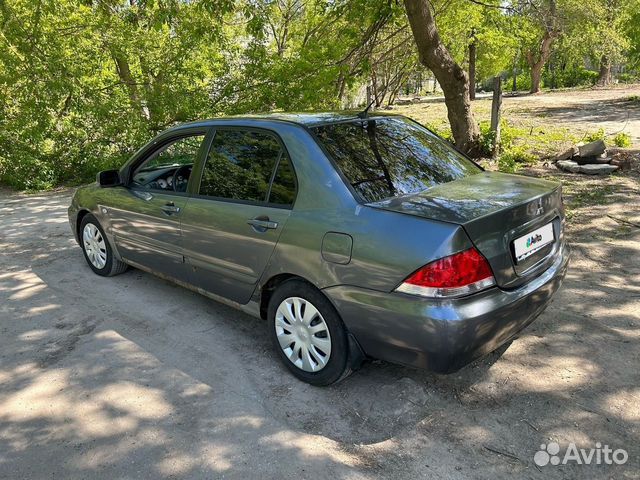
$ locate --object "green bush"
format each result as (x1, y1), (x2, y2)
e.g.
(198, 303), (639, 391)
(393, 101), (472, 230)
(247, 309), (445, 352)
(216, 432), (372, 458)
(478, 121), (495, 157)
(518, 73), (538, 92)
(497, 154), (519, 173)
(584, 128), (606, 143)
(613, 132), (632, 148)
(0, 123), (147, 191)
(426, 123), (454, 143)
(483, 73), (536, 92)
(477, 119), (530, 158)
(618, 73), (640, 84)
(543, 66), (598, 88)
(500, 145), (537, 166)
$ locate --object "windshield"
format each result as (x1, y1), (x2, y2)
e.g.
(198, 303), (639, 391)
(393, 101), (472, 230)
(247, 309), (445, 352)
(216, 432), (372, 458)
(312, 117), (481, 203)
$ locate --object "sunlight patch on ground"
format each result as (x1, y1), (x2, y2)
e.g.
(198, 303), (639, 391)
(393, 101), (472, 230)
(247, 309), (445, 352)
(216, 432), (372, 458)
(603, 390), (640, 423)
(259, 430), (361, 466)
(494, 354), (600, 393)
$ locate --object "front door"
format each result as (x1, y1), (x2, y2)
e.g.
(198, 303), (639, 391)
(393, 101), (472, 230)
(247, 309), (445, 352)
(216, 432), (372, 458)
(110, 131), (208, 282)
(181, 128), (297, 304)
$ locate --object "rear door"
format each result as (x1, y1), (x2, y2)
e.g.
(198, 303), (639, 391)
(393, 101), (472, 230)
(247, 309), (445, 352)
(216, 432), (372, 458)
(181, 127), (297, 304)
(110, 130), (208, 282)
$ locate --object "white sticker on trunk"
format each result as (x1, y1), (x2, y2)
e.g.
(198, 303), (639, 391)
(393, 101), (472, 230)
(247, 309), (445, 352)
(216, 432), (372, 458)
(513, 222), (555, 262)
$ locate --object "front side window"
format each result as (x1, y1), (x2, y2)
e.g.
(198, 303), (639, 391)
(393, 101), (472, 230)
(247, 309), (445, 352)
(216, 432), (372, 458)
(312, 117), (481, 203)
(131, 134), (205, 192)
(199, 129), (293, 204)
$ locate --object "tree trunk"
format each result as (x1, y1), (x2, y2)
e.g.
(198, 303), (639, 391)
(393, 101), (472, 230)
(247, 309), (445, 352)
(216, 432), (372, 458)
(597, 55), (612, 86)
(512, 52), (518, 92)
(530, 62), (542, 94)
(370, 69), (380, 107)
(468, 30), (477, 100)
(525, 0), (558, 95)
(112, 52), (149, 120)
(404, 0), (480, 155)
(526, 29), (555, 94)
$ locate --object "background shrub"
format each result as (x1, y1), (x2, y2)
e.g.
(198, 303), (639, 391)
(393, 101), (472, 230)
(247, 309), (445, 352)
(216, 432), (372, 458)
(613, 132), (633, 147)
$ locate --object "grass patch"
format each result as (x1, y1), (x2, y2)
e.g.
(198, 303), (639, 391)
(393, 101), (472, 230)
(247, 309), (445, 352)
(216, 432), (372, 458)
(613, 132), (632, 148)
(500, 145), (537, 167)
(565, 183), (615, 208)
(584, 128), (606, 143)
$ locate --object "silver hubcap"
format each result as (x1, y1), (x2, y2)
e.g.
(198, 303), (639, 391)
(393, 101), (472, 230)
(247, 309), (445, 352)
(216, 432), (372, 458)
(83, 223), (107, 269)
(275, 297), (332, 372)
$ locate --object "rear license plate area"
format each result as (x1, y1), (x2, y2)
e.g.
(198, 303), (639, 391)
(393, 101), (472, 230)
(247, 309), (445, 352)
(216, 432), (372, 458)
(513, 222), (555, 264)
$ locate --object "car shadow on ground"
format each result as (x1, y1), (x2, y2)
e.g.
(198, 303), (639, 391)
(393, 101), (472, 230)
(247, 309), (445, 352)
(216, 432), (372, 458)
(1, 190), (638, 478)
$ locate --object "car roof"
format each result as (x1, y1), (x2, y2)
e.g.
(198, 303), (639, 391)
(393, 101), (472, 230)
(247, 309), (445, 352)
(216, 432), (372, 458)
(170, 112), (402, 131)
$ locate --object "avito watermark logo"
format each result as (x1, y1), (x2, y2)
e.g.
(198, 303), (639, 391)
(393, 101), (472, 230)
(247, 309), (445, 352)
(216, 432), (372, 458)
(534, 442), (628, 467)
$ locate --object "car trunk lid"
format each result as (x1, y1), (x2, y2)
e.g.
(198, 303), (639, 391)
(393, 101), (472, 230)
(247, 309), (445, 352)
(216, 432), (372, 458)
(368, 172), (564, 288)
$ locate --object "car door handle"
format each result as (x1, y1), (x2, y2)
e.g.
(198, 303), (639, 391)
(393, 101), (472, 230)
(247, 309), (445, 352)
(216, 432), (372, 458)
(247, 218), (278, 230)
(161, 202), (181, 215)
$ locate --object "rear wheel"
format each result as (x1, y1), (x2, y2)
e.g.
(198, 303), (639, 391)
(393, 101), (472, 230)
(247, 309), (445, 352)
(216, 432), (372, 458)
(268, 280), (350, 385)
(80, 214), (128, 277)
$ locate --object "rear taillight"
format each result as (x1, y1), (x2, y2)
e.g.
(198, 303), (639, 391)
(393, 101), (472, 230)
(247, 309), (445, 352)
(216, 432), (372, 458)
(396, 247), (495, 298)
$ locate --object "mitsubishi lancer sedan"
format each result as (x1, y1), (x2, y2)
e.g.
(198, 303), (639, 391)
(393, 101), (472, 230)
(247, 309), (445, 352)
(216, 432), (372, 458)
(68, 113), (569, 385)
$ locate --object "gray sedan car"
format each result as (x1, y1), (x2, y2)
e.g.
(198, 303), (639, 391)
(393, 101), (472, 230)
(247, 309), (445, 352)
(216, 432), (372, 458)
(68, 113), (569, 385)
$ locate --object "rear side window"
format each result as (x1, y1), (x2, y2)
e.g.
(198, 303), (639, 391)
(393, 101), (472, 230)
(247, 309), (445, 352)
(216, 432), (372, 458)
(312, 117), (481, 203)
(199, 129), (288, 203)
(268, 156), (296, 205)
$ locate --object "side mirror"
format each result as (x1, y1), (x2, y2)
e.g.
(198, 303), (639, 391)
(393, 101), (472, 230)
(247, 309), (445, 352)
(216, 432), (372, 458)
(97, 169), (123, 188)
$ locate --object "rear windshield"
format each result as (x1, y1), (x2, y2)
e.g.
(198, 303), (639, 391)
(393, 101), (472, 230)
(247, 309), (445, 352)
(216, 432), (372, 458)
(312, 117), (481, 203)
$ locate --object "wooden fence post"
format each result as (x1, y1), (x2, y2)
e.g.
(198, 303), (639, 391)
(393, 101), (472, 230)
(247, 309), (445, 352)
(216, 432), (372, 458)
(490, 76), (502, 157)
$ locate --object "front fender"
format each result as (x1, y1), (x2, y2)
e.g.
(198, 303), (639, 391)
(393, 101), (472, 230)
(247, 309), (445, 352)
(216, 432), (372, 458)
(68, 185), (124, 261)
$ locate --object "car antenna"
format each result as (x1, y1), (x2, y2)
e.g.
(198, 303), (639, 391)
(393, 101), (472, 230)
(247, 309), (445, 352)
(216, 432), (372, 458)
(357, 99), (376, 119)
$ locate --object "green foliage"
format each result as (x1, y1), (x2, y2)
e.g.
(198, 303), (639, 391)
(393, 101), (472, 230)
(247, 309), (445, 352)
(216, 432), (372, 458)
(1, 0), (639, 190)
(585, 128), (606, 142)
(542, 66), (599, 88)
(0, 0), (400, 189)
(0, 0), (231, 189)
(626, 7), (640, 68)
(497, 154), (520, 173)
(475, 117), (541, 172)
(478, 122), (496, 157)
(613, 132), (632, 147)
(619, 73), (640, 83)
(500, 145), (537, 165)
(425, 123), (454, 143)
(500, 73), (540, 92)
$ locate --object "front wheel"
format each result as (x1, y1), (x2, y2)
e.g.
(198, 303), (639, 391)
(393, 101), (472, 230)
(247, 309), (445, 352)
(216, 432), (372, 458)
(268, 280), (351, 386)
(79, 214), (128, 277)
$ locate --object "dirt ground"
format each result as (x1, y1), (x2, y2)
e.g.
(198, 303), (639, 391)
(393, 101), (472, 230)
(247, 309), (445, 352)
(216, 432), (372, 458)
(1, 94), (640, 478)
(500, 86), (640, 145)
(396, 84), (640, 149)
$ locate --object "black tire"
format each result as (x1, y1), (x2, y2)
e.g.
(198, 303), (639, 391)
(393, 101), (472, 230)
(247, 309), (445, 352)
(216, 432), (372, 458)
(268, 280), (351, 386)
(79, 214), (128, 277)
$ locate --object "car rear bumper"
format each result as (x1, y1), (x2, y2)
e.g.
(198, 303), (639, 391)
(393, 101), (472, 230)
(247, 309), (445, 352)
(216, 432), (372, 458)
(323, 241), (570, 373)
